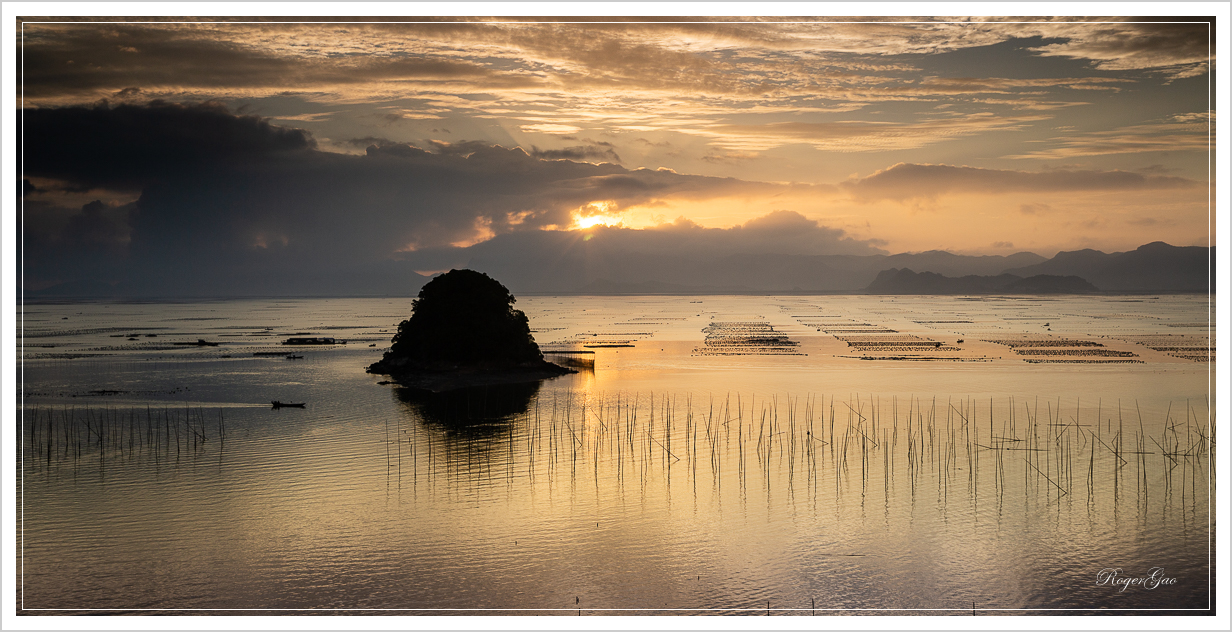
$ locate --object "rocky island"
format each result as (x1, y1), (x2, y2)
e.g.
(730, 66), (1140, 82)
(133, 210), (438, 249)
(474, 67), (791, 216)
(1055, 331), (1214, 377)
(367, 269), (573, 392)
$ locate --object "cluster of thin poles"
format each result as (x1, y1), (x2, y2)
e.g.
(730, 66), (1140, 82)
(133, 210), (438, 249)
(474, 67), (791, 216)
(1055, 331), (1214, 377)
(382, 392), (1214, 513)
(23, 404), (227, 470)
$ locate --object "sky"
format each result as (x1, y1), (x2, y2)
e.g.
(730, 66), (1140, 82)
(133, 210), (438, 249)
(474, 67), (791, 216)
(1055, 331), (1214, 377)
(15, 15), (1217, 292)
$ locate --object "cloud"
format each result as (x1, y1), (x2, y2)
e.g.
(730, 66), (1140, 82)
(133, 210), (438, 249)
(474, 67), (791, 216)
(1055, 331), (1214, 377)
(842, 162), (1200, 201)
(20, 23), (529, 104)
(62, 199), (132, 247)
(1005, 113), (1212, 159)
(395, 210), (887, 292)
(699, 112), (1050, 152)
(344, 135), (397, 148)
(529, 141), (622, 163)
(20, 101), (814, 294)
(1028, 21), (1211, 78)
(15, 20), (1208, 195)
(700, 150), (759, 163)
(712, 209), (884, 254)
(1018, 203), (1052, 215)
(19, 20), (1207, 137)
(271, 111), (340, 122)
(520, 124), (583, 134)
(22, 100), (315, 190)
(875, 76), (1127, 96)
(22, 198), (135, 289)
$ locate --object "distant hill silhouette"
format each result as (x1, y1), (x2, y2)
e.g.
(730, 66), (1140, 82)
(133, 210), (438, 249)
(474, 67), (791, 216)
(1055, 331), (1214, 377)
(496, 250), (1050, 294)
(877, 250), (1049, 277)
(867, 269), (1098, 294)
(1006, 274), (1099, 293)
(1005, 241), (1211, 292)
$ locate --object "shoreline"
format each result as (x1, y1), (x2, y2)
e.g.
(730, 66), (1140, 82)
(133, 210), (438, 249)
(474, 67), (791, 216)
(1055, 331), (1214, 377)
(368, 359), (575, 394)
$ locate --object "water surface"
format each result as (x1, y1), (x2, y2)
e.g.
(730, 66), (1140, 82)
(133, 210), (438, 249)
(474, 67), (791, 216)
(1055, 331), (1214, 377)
(17, 294), (1214, 614)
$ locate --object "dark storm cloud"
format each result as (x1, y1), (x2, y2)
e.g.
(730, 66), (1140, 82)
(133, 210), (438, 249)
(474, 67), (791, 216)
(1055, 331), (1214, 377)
(20, 102), (836, 294)
(61, 200), (132, 248)
(841, 162), (1200, 201)
(22, 101), (315, 190)
(22, 198), (135, 290)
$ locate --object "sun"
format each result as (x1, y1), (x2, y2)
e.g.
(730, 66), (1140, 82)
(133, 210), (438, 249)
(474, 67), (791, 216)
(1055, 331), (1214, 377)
(573, 214), (622, 229)
(570, 201), (624, 230)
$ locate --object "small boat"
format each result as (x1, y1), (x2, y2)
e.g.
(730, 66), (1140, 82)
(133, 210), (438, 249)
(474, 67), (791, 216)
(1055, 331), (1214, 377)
(285, 355), (304, 360)
(271, 401), (305, 408)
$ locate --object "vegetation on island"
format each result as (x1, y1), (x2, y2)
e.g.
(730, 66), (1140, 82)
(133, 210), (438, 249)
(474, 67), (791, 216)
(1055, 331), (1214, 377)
(368, 269), (571, 392)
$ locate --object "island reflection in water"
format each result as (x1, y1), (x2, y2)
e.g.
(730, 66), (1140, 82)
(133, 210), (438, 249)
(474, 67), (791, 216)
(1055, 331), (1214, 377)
(394, 382), (541, 435)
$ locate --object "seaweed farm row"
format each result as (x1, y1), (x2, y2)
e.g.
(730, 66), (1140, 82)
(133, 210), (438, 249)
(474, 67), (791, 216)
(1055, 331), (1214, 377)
(1120, 334), (1215, 363)
(692, 321), (803, 356)
(984, 339), (1143, 363)
(771, 296), (1212, 364)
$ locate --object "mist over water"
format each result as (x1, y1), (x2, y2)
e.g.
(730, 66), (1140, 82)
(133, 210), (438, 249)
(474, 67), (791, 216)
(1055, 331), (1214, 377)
(17, 295), (1213, 613)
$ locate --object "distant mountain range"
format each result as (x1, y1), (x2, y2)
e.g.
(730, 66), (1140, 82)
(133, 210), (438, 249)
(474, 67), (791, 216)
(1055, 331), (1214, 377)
(474, 249), (1052, 294)
(866, 269), (1098, 294)
(24, 240), (1211, 297)
(1003, 241), (1211, 292)
(562, 242), (1208, 295)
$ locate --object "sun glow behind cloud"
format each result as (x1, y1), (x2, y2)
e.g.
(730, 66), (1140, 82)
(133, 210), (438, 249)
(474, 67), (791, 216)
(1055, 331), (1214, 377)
(572, 214), (622, 230)
(570, 201), (624, 230)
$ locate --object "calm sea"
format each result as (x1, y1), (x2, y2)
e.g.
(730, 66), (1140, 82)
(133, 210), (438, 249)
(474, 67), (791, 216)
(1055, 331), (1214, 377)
(16, 294), (1214, 614)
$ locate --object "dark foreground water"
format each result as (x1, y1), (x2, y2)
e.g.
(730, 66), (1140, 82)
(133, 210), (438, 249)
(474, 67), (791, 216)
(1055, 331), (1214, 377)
(15, 295), (1215, 615)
